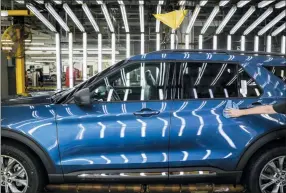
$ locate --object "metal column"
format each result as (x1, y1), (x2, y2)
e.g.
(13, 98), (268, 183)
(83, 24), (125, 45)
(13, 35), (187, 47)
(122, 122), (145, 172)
(266, 35), (272, 53)
(98, 33), (102, 72)
(126, 33), (130, 58)
(254, 36), (259, 52)
(83, 32), (87, 81)
(55, 33), (62, 90)
(15, 28), (26, 95)
(281, 35), (286, 54)
(68, 32), (73, 88)
(227, 35), (231, 50)
(199, 35), (203, 49)
(241, 36), (245, 51)
(185, 34), (190, 49)
(111, 33), (116, 64)
(213, 35), (217, 50)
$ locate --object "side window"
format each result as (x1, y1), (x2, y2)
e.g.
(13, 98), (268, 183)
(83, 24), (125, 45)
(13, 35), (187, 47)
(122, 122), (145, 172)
(90, 62), (168, 102)
(175, 62), (261, 100)
(264, 66), (286, 83)
(238, 69), (262, 97)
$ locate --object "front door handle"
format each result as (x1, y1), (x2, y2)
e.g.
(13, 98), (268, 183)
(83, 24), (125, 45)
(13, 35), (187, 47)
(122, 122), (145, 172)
(133, 108), (160, 117)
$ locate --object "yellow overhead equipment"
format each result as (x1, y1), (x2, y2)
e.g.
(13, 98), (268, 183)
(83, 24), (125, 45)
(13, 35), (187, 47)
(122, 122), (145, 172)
(153, 10), (188, 30)
(1, 10), (33, 17)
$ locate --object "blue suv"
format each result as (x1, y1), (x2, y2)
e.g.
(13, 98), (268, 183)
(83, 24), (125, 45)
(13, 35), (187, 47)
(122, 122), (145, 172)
(1, 50), (286, 193)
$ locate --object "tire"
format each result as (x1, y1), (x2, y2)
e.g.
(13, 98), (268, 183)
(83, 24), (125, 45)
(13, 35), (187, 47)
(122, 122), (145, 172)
(1, 143), (45, 193)
(246, 146), (286, 193)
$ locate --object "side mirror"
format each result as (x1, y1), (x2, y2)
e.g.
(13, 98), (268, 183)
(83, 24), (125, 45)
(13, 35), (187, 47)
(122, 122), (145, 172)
(74, 88), (91, 106)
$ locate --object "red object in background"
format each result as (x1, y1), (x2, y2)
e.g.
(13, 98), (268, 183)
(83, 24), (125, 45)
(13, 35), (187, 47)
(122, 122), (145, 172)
(65, 67), (80, 87)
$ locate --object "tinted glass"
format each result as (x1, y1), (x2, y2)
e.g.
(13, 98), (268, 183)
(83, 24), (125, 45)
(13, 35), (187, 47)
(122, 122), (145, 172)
(174, 62), (261, 99)
(264, 66), (286, 83)
(90, 62), (169, 102)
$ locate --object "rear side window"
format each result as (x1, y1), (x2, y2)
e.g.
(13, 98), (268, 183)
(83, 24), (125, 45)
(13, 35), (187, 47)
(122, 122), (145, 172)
(264, 66), (286, 82)
(173, 62), (262, 100)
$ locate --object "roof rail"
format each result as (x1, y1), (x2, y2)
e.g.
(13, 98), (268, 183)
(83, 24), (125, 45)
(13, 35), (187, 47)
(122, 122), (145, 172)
(153, 49), (285, 57)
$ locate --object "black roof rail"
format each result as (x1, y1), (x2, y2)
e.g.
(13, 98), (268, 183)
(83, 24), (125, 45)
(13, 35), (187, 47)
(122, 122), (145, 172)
(151, 49), (286, 57)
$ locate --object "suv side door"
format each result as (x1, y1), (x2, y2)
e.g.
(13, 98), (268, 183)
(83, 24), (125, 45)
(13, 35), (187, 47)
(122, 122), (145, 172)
(168, 61), (265, 181)
(55, 61), (172, 181)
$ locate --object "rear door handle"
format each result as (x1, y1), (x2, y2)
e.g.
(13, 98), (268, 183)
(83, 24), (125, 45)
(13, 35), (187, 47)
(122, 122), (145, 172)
(133, 108), (160, 117)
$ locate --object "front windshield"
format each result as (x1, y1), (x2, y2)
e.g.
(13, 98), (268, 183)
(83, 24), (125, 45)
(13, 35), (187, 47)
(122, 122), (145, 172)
(52, 60), (126, 103)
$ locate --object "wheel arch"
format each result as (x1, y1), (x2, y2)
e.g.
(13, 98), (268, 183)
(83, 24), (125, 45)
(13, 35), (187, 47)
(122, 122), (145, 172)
(1, 128), (57, 175)
(236, 128), (286, 171)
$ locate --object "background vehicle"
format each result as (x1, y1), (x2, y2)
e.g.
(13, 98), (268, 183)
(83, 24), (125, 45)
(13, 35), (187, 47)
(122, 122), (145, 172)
(1, 50), (286, 193)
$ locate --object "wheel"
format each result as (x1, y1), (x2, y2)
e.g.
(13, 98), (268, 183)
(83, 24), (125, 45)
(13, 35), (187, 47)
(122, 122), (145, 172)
(1, 143), (44, 193)
(246, 146), (286, 193)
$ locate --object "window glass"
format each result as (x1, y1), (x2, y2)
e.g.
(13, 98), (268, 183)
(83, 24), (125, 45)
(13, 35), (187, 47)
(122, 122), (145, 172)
(264, 66), (286, 83)
(174, 62), (261, 99)
(90, 62), (168, 102)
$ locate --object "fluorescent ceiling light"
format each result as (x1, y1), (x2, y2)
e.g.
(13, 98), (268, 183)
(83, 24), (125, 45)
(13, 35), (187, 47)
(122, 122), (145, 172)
(139, 0), (144, 5)
(243, 7), (273, 35)
(200, 1), (208, 6)
(179, 0), (186, 5)
(35, 0), (44, 4)
(118, 2), (130, 33)
(201, 6), (220, 34)
(96, 0), (104, 5)
(139, 4), (144, 33)
(186, 5), (201, 33)
(15, 0), (24, 4)
(100, 4), (115, 32)
(118, 0), (124, 5)
(53, 0), (62, 4)
(258, 10), (286, 36)
(155, 4), (162, 32)
(158, 0), (164, 5)
(45, 3), (70, 32)
(76, 0), (83, 4)
(230, 6), (256, 34)
(82, 3), (100, 32)
(219, 0), (229, 6)
(275, 1), (286, 8)
(26, 3), (57, 32)
(216, 5), (237, 34)
(63, 3), (85, 32)
(258, 0), (275, 8)
(271, 23), (286, 36)
(237, 0), (251, 8)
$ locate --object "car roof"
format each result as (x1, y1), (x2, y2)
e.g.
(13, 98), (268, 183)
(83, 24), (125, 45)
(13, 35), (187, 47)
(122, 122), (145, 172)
(129, 49), (286, 67)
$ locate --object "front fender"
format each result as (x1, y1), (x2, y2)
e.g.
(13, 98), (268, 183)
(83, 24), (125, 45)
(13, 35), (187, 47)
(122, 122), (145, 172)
(236, 127), (286, 171)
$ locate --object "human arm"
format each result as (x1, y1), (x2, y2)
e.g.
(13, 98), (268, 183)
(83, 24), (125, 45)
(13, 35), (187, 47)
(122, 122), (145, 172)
(225, 105), (277, 118)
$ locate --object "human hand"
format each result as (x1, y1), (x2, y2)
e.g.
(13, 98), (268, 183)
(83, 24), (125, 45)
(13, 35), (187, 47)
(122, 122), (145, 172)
(225, 108), (244, 118)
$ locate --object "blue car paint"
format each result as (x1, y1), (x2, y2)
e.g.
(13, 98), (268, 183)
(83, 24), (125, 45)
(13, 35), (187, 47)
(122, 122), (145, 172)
(1, 51), (285, 178)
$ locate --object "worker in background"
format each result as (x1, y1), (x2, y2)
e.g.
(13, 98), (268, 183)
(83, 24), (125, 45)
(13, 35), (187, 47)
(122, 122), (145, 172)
(225, 101), (286, 117)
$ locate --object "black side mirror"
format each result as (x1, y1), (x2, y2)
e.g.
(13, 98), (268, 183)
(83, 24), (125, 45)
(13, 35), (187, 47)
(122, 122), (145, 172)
(74, 88), (91, 106)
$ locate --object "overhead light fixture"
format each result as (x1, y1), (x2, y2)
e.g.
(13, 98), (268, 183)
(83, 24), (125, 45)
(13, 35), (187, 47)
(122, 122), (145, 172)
(200, 0), (208, 6)
(258, 0), (275, 8)
(118, 0), (124, 5)
(258, 10), (286, 36)
(243, 7), (273, 35)
(237, 0), (251, 8)
(139, 3), (144, 33)
(186, 5), (201, 33)
(179, 0), (186, 6)
(96, 0), (104, 5)
(45, 3), (70, 32)
(216, 5), (237, 34)
(100, 3), (115, 32)
(82, 3), (100, 32)
(35, 0), (44, 4)
(53, 0), (62, 4)
(271, 23), (286, 36)
(76, 0), (83, 4)
(275, 1), (286, 8)
(139, 0), (144, 5)
(15, 0), (25, 3)
(155, 4), (162, 32)
(63, 3), (85, 32)
(118, 1), (130, 33)
(219, 0), (229, 7)
(26, 3), (57, 32)
(201, 6), (220, 34)
(158, 0), (164, 5)
(230, 6), (255, 34)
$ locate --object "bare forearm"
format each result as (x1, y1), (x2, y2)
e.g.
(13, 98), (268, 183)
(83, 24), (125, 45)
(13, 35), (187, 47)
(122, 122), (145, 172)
(240, 105), (276, 116)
